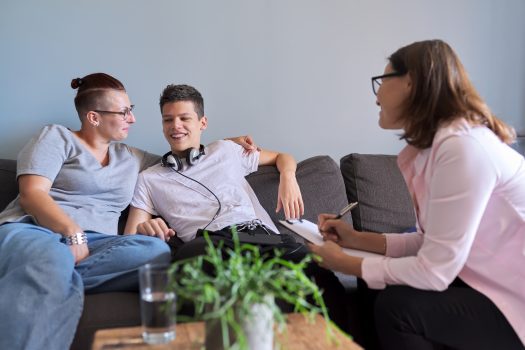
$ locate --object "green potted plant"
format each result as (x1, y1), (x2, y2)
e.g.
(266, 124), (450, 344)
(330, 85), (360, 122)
(169, 230), (335, 350)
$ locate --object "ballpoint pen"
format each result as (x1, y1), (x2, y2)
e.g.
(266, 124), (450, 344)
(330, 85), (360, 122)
(335, 201), (358, 219)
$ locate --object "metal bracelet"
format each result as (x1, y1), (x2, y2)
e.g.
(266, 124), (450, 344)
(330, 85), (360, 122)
(63, 232), (88, 245)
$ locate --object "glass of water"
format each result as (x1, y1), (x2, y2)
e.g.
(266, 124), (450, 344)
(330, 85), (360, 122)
(139, 263), (176, 344)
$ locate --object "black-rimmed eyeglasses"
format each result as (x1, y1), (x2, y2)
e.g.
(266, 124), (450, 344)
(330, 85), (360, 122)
(371, 72), (405, 96)
(93, 105), (135, 121)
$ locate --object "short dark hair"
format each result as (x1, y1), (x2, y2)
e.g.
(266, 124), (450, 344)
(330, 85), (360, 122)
(159, 84), (204, 118)
(71, 73), (126, 120)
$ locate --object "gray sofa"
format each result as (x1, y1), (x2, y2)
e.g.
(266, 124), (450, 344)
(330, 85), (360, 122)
(0, 136), (523, 349)
(0, 155), (357, 349)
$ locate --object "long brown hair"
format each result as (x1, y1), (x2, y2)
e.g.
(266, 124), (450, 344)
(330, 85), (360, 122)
(71, 73), (126, 120)
(389, 39), (515, 148)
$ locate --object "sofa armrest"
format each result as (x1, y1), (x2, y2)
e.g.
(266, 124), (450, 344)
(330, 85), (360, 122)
(340, 154), (415, 233)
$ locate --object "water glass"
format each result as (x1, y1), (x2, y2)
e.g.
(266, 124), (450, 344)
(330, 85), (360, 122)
(139, 263), (176, 344)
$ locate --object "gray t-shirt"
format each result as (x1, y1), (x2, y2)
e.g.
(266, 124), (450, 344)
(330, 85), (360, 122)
(0, 124), (160, 234)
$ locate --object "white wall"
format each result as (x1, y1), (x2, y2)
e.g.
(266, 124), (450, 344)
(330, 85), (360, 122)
(1, 0), (524, 162)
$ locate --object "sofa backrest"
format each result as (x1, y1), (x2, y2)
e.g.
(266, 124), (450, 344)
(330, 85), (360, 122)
(247, 155), (352, 235)
(0, 159), (17, 212)
(512, 135), (525, 156)
(340, 154), (416, 234)
(0, 156), (352, 236)
(339, 137), (525, 234)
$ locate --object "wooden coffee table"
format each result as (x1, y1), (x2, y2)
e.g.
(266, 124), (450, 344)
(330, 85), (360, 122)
(92, 313), (362, 349)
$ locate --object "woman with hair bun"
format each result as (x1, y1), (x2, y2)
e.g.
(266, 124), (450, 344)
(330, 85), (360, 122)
(309, 40), (525, 349)
(0, 73), (172, 349)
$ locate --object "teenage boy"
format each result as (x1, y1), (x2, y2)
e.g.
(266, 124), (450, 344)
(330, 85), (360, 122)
(125, 84), (348, 328)
(125, 84), (305, 260)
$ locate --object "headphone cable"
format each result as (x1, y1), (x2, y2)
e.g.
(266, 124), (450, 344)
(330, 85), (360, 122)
(170, 167), (222, 231)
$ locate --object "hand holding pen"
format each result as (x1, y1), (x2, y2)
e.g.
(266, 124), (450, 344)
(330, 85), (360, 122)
(317, 202), (358, 246)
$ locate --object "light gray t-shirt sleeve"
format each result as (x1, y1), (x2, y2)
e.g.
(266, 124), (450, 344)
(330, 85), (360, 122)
(223, 140), (259, 176)
(129, 147), (161, 172)
(131, 172), (158, 216)
(17, 124), (70, 181)
(0, 124), (150, 234)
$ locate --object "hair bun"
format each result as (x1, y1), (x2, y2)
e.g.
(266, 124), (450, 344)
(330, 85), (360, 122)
(70, 77), (83, 89)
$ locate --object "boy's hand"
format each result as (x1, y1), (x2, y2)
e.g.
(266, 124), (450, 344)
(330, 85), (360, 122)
(137, 218), (176, 242)
(276, 171), (304, 219)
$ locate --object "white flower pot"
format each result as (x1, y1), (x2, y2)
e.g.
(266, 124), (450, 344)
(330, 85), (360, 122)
(242, 301), (274, 350)
(205, 297), (274, 350)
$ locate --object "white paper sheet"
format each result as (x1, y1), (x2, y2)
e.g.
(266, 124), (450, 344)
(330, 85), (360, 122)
(279, 219), (383, 259)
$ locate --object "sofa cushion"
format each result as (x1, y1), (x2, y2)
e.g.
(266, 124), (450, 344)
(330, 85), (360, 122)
(247, 155), (352, 237)
(0, 159), (17, 212)
(340, 154), (415, 233)
(512, 135), (525, 156)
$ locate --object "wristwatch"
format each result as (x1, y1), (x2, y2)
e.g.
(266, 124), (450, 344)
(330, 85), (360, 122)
(62, 232), (88, 245)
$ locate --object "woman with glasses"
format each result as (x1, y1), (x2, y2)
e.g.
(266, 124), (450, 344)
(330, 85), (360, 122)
(0, 73), (174, 349)
(309, 40), (525, 349)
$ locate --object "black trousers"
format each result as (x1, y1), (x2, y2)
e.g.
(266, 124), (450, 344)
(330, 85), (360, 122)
(168, 226), (305, 261)
(360, 278), (523, 350)
(167, 228), (349, 331)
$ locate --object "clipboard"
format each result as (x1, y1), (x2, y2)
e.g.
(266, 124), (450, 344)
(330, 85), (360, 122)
(279, 219), (383, 259)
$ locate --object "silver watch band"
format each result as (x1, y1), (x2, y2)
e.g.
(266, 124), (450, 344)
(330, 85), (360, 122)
(63, 232), (88, 245)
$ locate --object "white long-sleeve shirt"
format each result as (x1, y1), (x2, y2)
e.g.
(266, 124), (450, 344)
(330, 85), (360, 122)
(362, 119), (525, 344)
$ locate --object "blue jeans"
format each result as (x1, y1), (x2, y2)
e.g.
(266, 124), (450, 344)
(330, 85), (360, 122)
(0, 222), (171, 350)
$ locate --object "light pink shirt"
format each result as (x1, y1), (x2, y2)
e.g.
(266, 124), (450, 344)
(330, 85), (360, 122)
(362, 119), (525, 344)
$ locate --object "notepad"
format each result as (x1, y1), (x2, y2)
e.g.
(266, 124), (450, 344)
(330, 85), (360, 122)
(279, 219), (383, 259)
